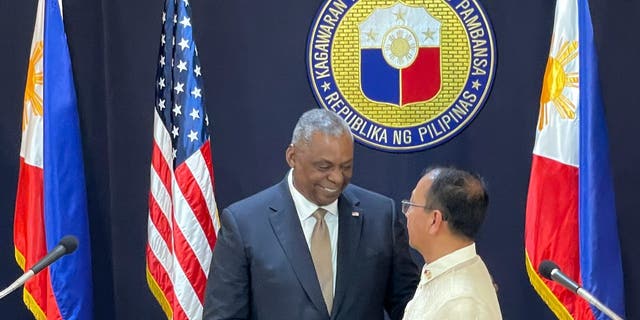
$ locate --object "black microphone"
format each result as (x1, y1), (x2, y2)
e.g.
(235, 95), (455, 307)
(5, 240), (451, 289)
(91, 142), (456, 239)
(0, 235), (79, 300)
(539, 260), (580, 293)
(31, 235), (78, 273)
(538, 260), (624, 320)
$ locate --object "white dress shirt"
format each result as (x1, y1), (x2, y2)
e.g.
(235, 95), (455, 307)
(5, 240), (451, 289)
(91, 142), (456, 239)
(287, 170), (338, 292)
(403, 243), (502, 320)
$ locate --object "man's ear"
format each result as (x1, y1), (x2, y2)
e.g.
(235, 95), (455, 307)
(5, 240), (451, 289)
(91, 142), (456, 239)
(285, 144), (295, 168)
(428, 210), (445, 235)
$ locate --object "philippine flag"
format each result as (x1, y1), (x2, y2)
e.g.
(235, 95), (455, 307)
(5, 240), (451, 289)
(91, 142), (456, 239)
(524, 0), (626, 319)
(359, 3), (441, 106)
(14, 0), (93, 318)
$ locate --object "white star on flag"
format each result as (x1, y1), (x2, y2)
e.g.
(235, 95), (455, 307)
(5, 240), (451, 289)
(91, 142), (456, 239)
(174, 82), (184, 94)
(180, 17), (191, 28)
(177, 60), (187, 72)
(188, 130), (198, 142)
(173, 103), (182, 116)
(191, 87), (201, 99)
(190, 108), (200, 120)
(172, 125), (179, 138)
(178, 38), (189, 50)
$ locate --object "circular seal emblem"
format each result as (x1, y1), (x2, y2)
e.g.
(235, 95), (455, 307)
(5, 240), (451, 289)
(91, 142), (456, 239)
(306, 0), (497, 152)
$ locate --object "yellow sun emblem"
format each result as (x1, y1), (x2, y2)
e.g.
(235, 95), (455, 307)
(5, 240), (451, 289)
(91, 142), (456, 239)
(23, 41), (44, 130)
(538, 39), (579, 131)
(382, 27), (418, 70)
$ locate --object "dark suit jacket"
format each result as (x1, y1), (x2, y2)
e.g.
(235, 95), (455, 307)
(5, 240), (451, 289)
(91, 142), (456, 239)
(203, 178), (419, 320)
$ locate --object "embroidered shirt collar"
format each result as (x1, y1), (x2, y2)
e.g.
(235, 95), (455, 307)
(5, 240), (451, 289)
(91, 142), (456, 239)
(421, 243), (477, 284)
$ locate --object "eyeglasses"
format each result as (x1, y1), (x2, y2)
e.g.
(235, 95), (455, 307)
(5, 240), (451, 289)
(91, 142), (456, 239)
(401, 200), (429, 214)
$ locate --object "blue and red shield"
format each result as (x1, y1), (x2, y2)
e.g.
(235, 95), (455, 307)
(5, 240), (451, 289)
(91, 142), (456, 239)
(359, 3), (441, 106)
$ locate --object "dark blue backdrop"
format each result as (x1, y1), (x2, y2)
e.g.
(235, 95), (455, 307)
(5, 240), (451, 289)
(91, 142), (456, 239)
(0, 0), (638, 319)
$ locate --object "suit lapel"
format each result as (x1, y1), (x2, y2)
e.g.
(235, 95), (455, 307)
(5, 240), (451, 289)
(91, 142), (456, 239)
(332, 189), (363, 316)
(268, 180), (329, 315)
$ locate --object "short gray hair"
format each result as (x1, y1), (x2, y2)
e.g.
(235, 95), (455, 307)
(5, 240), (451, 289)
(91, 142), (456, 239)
(291, 109), (352, 145)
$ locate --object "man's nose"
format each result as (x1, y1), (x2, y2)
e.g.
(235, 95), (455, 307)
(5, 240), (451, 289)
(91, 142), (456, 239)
(327, 168), (343, 184)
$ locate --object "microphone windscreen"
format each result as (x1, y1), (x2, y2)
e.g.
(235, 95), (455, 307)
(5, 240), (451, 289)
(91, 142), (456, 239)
(59, 235), (79, 253)
(538, 260), (559, 280)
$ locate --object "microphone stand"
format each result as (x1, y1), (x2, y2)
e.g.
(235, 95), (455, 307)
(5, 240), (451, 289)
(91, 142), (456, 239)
(576, 287), (623, 320)
(0, 271), (35, 300)
(0, 235), (78, 300)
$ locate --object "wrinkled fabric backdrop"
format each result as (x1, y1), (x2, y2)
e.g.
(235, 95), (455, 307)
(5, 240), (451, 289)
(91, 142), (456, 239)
(0, 0), (638, 319)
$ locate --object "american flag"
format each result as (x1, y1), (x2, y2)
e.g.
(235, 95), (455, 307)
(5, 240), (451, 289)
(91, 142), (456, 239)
(146, 0), (220, 319)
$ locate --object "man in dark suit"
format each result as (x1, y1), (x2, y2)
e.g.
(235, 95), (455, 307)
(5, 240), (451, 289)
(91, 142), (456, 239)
(203, 108), (419, 320)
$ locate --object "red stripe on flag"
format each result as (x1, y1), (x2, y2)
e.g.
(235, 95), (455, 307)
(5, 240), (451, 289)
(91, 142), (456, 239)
(525, 155), (593, 319)
(152, 141), (173, 194)
(175, 158), (216, 249)
(25, 269), (62, 319)
(14, 159), (45, 267)
(149, 193), (173, 253)
(14, 160), (63, 319)
(201, 141), (216, 191)
(171, 215), (208, 303)
(146, 245), (187, 319)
